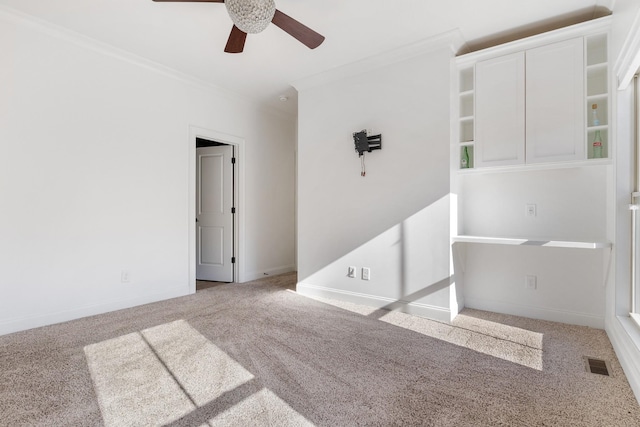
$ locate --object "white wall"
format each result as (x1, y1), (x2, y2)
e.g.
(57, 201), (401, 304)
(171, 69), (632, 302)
(462, 167), (608, 241)
(0, 9), (296, 335)
(242, 111), (297, 280)
(457, 166), (610, 328)
(462, 243), (607, 327)
(295, 43), (459, 322)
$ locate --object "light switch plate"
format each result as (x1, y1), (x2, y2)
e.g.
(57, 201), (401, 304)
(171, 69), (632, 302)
(526, 204), (537, 217)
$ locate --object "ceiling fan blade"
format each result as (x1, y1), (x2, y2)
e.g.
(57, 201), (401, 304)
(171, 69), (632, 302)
(271, 9), (325, 49)
(152, 0), (224, 2)
(225, 25), (247, 53)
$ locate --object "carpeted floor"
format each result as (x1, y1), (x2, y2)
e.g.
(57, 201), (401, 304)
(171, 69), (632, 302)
(1, 272), (639, 426)
(196, 280), (227, 291)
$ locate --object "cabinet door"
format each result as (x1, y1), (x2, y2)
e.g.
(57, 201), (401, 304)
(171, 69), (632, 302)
(525, 38), (584, 163)
(475, 52), (526, 167)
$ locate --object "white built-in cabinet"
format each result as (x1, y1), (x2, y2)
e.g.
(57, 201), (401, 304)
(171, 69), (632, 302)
(454, 19), (609, 171)
(474, 37), (584, 167)
(450, 17), (613, 328)
(475, 51), (525, 167)
(525, 37), (585, 163)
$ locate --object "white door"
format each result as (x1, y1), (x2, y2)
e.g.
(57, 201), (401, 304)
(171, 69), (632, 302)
(526, 37), (584, 163)
(196, 145), (234, 282)
(475, 51), (526, 167)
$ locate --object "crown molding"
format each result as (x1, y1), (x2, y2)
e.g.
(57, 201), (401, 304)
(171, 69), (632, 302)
(597, 0), (615, 14)
(0, 5), (293, 115)
(292, 29), (466, 92)
(456, 15), (612, 66)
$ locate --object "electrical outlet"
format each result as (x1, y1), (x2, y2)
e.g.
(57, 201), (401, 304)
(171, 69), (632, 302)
(362, 267), (371, 281)
(347, 266), (356, 278)
(121, 270), (130, 283)
(525, 204), (537, 217)
(525, 275), (537, 290)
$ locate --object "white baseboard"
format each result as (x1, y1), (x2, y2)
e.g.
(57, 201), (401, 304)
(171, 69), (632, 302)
(296, 282), (452, 323)
(607, 316), (640, 403)
(243, 265), (296, 283)
(464, 296), (604, 328)
(0, 289), (188, 336)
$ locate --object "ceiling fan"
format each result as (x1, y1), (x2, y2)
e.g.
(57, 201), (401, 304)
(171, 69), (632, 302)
(152, 0), (325, 54)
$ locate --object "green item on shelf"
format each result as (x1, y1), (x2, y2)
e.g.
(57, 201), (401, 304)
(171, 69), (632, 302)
(461, 146), (469, 168)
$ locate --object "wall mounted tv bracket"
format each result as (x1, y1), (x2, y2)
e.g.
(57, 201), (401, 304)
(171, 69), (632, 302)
(353, 130), (382, 156)
(352, 130), (382, 177)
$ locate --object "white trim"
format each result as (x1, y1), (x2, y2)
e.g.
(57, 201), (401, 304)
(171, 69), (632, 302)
(464, 296), (605, 328)
(244, 265), (297, 282)
(189, 126), (246, 291)
(607, 317), (640, 402)
(614, 6), (640, 90)
(0, 4), (291, 118)
(0, 289), (186, 336)
(596, 0), (615, 12)
(292, 29), (466, 92)
(296, 282), (453, 323)
(631, 313), (640, 328)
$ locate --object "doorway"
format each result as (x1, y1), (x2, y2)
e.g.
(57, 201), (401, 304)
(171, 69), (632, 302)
(188, 126), (244, 294)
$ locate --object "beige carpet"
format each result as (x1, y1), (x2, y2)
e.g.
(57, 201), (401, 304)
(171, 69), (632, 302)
(1, 272), (639, 426)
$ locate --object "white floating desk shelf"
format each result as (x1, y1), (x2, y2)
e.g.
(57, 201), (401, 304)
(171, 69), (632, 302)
(452, 235), (611, 249)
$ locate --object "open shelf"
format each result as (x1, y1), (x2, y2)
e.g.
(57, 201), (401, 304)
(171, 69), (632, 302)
(585, 33), (609, 161)
(460, 92), (474, 117)
(452, 235), (611, 249)
(457, 66), (475, 168)
(587, 64), (608, 97)
(459, 120), (474, 143)
(586, 33), (608, 66)
(459, 67), (474, 92)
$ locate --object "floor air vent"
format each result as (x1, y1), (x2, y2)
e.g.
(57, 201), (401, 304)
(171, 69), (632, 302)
(584, 356), (611, 376)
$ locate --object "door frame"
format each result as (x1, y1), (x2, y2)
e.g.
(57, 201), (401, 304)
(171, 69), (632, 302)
(189, 126), (245, 293)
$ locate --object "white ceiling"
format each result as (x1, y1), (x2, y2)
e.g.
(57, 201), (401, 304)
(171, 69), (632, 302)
(0, 0), (610, 115)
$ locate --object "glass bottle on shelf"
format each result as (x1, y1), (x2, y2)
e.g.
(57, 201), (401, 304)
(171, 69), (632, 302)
(593, 130), (603, 158)
(592, 104), (600, 126)
(461, 146), (469, 169)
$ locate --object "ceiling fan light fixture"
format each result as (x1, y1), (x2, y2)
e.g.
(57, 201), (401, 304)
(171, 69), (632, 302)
(225, 0), (276, 34)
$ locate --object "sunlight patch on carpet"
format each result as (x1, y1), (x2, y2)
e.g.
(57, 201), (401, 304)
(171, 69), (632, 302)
(308, 295), (544, 370)
(210, 388), (314, 426)
(141, 320), (252, 407)
(84, 320), (312, 426)
(84, 328), (197, 426)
